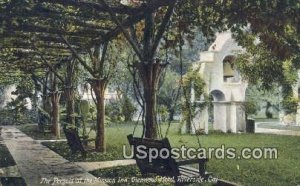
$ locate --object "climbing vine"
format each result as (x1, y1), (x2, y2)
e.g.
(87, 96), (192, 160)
(182, 67), (208, 133)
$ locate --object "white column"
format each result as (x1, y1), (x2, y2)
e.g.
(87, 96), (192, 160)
(230, 102), (237, 133)
(213, 102), (227, 132)
(191, 106), (209, 134)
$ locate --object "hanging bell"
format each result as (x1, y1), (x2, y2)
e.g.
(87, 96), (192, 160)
(223, 62), (235, 77)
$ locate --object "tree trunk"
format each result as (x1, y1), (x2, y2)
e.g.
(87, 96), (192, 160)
(143, 86), (158, 138)
(50, 74), (61, 139)
(186, 107), (192, 134)
(65, 60), (76, 125)
(51, 92), (61, 138)
(183, 86), (192, 134)
(30, 78), (39, 123)
(90, 79), (106, 152)
(110, 2), (175, 138)
(42, 76), (48, 109)
(31, 76), (40, 111)
(65, 87), (75, 125)
(137, 62), (164, 139)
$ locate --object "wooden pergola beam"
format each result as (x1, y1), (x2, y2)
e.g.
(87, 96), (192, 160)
(5, 23), (106, 38)
(1, 32), (88, 47)
(37, 0), (175, 14)
(0, 0), (176, 74)
(0, 11), (114, 32)
(37, 0), (141, 15)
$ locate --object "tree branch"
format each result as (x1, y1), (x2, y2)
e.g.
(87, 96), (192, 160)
(32, 44), (65, 83)
(129, 25), (141, 49)
(143, 10), (154, 61)
(60, 35), (95, 76)
(31, 72), (52, 91)
(98, 0), (143, 61)
(38, 53), (65, 83)
(151, 2), (176, 57)
(99, 41), (109, 76)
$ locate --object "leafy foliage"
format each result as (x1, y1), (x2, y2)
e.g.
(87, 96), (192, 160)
(6, 98), (28, 123)
(105, 100), (124, 123)
(182, 67), (207, 132)
(158, 105), (169, 122)
(157, 69), (181, 120)
(105, 96), (137, 123)
(121, 95), (137, 122)
(245, 85), (281, 118)
(234, 30), (299, 114)
(282, 95), (298, 114)
(196, 0), (299, 59)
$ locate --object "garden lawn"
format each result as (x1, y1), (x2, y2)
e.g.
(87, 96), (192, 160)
(22, 122), (300, 185)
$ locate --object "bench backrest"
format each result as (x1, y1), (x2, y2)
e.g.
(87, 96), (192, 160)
(127, 134), (180, 177)
(63, 127), (85, 153)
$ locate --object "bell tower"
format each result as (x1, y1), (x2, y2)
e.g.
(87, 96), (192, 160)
(192, 32), (247, 134)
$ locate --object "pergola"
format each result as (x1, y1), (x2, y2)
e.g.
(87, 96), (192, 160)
(0, 0), (173, 69)
(0, 0), (177, 151)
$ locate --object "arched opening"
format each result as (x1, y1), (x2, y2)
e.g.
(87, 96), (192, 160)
(223, 55), (240, 83)
(210, 89), (225, 101)
(209, 90), (226, 130)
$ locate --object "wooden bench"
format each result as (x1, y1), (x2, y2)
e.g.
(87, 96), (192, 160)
(127, 134), (212, 185)
(63, 126), (95, 158)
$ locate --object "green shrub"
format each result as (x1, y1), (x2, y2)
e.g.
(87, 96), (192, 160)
(243, 100), (259, 118)
(158, 105), (168, 122)
(121, 96), (136, 122)
(0, 110), (15, 125)
(282, 96), (298, 114)
(6, 98), (28, 124)
(105, 100), (123, 123)
(80, 100), (90, 118)
(89, 105), (96, 120)
(106, 96), (136, 123)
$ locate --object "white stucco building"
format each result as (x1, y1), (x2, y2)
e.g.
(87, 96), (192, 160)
(192, 31), (248, 134)
(78, 84), (119, 104)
